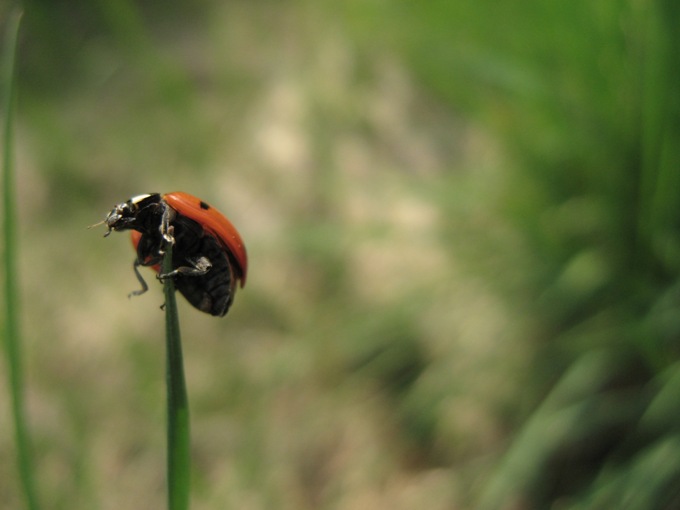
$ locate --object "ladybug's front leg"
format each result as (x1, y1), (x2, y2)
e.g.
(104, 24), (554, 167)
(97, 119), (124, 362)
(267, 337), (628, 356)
(129, 258), (149, 298)
(158, 256), (212, 281)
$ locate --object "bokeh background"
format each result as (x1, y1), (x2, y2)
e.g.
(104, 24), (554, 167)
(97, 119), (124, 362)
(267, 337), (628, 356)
(2, 0), (680, 508)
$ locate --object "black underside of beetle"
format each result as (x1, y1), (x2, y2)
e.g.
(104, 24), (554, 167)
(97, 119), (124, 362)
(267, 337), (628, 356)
(170, 225), (236, 317)
(130, 202), (237, 317)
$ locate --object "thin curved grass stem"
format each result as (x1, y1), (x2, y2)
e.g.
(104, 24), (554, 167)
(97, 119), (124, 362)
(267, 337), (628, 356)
(2, 10), (41, 510)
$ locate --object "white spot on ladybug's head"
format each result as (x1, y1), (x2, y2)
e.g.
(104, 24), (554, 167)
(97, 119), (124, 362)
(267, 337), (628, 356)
(129, 193), (154, 205)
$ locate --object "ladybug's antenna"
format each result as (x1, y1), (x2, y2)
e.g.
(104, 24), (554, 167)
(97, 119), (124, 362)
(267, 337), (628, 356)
(87, 219), (106, 230)
(87, 219), (112, 237)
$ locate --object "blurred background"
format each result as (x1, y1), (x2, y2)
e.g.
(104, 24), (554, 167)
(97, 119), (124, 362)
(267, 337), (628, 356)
(2, 0), (680, 508)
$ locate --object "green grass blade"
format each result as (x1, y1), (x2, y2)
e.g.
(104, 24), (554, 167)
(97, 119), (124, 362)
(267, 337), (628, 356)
(162, 243), (191, 510)
(2, 10), (41, 510)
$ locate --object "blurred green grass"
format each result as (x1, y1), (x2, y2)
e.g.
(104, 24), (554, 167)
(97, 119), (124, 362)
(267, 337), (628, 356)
(2, 0), (680, 508)
(3, 8), (40, 510)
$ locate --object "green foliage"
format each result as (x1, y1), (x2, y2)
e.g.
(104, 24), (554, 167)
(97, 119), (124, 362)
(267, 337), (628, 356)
(347, 0), (680, 507)
(344, 0), (680, 506)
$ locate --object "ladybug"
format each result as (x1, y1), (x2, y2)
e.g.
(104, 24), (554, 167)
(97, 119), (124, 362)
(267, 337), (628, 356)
(96, 192), (247, 316)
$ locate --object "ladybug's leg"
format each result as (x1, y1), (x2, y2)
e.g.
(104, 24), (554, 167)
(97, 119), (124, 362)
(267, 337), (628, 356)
(160, 205), (176, 244)
(129, 258), (149, 298)
(158, 256), (212, 281)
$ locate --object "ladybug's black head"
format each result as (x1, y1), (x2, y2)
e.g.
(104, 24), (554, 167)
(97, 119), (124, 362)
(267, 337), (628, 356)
(98, 193), (162, 237)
